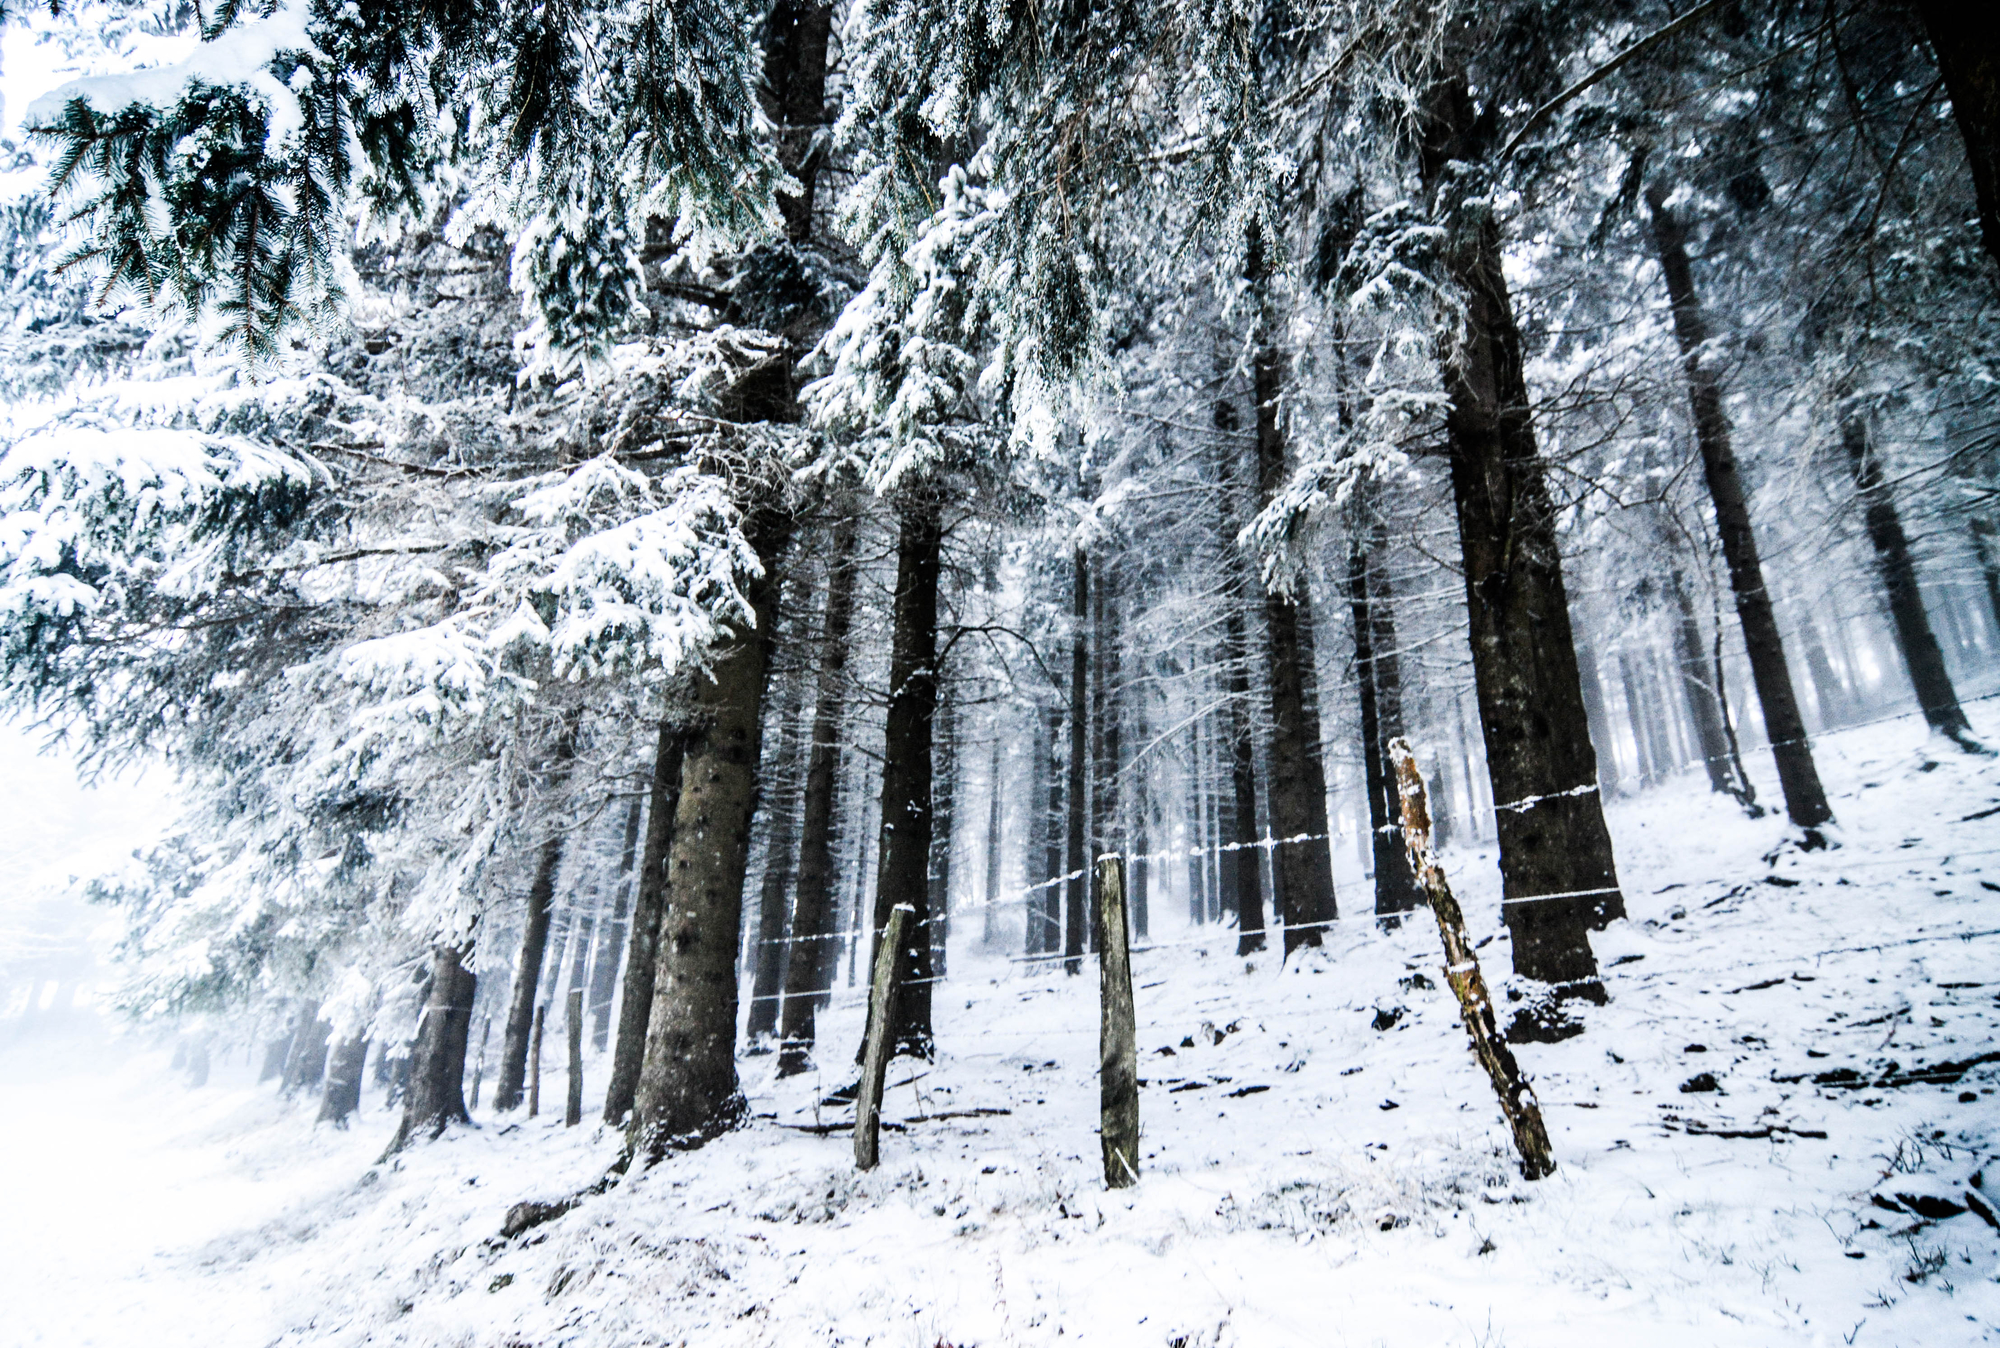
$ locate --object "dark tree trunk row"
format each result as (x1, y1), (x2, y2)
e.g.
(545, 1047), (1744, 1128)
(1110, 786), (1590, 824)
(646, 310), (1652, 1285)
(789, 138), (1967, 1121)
(746, 651), (809, 1043)
(493, 727), (578, 1112)
(777, 514), (861, 1076)
(602, 718), (687, 1123)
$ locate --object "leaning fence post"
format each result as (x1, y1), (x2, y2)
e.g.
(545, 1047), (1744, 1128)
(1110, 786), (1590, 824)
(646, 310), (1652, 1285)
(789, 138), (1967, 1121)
(564, 987), (584, 1127)
(1387, 738), (1557, 1181)
(855, 903), (912, 1171)
(1096, 855), (1140, 1189)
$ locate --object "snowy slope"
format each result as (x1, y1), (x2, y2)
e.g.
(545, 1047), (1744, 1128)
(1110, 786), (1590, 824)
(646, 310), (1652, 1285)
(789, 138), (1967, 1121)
(8, 706), (2000, 1347)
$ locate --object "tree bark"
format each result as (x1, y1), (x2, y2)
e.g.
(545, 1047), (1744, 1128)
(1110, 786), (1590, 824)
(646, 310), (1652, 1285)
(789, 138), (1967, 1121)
(1349, 538), (1423, 919)
(493, 742), (573, 1112)
(762, 0), (835, 244)
(868, 495), (942, 1054)
(1065, 547), (1091, 975)
(1420, 68), (1623, 993)
(776, 514), (860, 1076)
(1914, 0), (2000, 274)
(1038, 704), (1066, 956)
(602, 718), (687, 1124)
(280, 1002), (330, 1096)
(589, 798), (643, 1051)
(1670, 570), (1740, 799)
(382, 944), (476, 1157)
(1646, 184), (1833, 833)
(1844, 408), (1980, 749)
(317, 1033), (368, 1126)
(746, 655), (808, 1042)
(1095, 856), (1138, 1189)
(1247, 222), (1339, 954)
(928, 688), (959, 979)
(981, 738), (1004, 948)
(628, 510), (789, 1158)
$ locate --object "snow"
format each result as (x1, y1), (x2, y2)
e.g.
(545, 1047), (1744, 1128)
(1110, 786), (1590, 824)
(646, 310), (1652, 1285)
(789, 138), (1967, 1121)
(7, 706), (2000, 1346)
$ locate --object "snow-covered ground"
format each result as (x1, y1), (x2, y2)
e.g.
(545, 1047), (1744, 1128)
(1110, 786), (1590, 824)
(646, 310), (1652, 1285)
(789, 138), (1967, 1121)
(7, 707), (2000, 1347)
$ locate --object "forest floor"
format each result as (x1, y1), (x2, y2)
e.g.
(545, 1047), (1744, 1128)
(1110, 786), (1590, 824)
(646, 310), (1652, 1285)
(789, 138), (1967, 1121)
(9, 707), (2000, 1347)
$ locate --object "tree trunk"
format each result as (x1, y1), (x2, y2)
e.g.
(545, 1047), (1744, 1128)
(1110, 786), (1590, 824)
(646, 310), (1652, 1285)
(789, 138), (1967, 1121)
(1247, 222), (1339, 953)
(1065, 547), (1091, 975)
(318, 1033), (368, 1127)
(762, 0), (835, 244)
(746, 657), (808, 1043)
(928, 688), (959, 980)
(1619, 652), (1656, 785)
(494, 818), (569, 1111)
(589, 798), (644, 1051)
(628, 509), (789, 1158)
(281, 1004), (330, 1096)
(1646, 183), (1833, 833)
(1573, 640), (1620, 798)
(602, 718), (687, 1124)
(1970, 518), (2000, 635)
(776, 515), (860, 1076)
(1914, 0), (2000, 273)
(1420, 68), (1623, 994)
(1349, 538), (1423, 920)
(868, 495), (942, 1054)
(1670, 571), (1739, 798)
(382, 944), (476, 1157)
(1844, 409), (1980, 749)
(981, 738), (1004, 948)
(1040, 704), (1066, 956)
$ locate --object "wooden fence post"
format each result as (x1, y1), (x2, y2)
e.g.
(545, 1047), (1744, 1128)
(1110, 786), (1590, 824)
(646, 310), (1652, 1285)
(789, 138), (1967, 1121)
(855, 903), (912, 1171)
(1387, 738), (1557, 1181)
(528, 1003), (545, 1119)
(565, 987), (585, 1127)
(1096, 855), (1139, 1188)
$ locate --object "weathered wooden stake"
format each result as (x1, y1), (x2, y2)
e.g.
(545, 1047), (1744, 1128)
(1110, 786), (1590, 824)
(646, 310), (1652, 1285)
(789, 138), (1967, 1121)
(528, 1002), (545, 1119)
(1388, 738), (1557, 1181)
(565, 987), (585, 1127)
(854, 903), (912, 1171)
(1096, 855), (1139, 1188)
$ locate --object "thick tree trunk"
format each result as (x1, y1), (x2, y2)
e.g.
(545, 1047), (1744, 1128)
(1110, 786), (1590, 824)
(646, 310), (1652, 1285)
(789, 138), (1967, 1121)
(1670, 571), (1739, 798)
(382, 945), (476, 1157)
(1420, 69), (1622, 994)
(981, 738), (1004, 948)
(602, 718), (687, 1123)
(776, 516), (860, 1076)
(628, 510), (789, 1158)
(1065, 548), (1091, 975)
(1914, 1), (2000, 274)
(494, 820), (568, 1111)
(317, 1033), (368, 1127)
(1247, 224), (1339, 953)
(861, 496), (943, 1057)
(1646, 184), (1833, 833)
(589, 798), (643, 1051)
(1350, 539), (1423, 919)
(1844, 410), (1980, 749)
(746, 658), (808, 1043)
